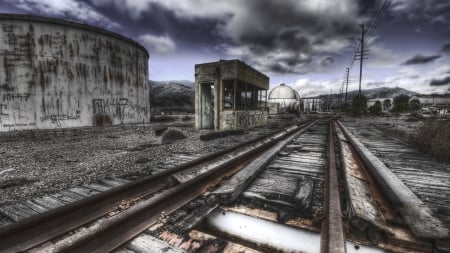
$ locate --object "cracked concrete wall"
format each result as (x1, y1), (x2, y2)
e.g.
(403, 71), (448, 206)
(0, 15), (149, 132)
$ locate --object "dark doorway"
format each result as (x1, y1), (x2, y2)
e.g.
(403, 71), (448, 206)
(200, 82), (214, 129)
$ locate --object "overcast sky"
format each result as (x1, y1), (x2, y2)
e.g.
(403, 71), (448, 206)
(1, 0), (449, 96)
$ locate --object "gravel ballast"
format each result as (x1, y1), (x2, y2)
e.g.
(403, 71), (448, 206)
(0, 121), (285, 206)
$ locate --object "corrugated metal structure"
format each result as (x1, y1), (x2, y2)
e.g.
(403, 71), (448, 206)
(0, 14), (149, 132)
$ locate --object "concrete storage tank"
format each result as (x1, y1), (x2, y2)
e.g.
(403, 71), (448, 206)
(0, 14), (149, 132)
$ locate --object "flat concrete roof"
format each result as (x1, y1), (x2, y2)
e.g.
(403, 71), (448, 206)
(195, 59), (269, 89)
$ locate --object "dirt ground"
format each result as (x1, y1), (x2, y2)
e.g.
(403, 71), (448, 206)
(341, 115), (423, 135)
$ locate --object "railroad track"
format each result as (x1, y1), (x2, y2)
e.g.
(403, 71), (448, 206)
(0, 120), (317, 252)
(1, 118), (449, 253)
(135, 119), (449, 252)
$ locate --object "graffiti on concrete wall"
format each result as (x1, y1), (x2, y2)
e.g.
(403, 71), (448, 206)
(236, 111), (265, 129)
(0, 104), (8, 120)
(222, 113), (234, 130)
(0, 18), (149, 132)
(2, 93), (30, 102)
(93, 98), (128, 122)
(40, 110), (81, 127)
(0, 93), (36, 128)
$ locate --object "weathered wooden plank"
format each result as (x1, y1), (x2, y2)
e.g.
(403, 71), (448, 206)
(32, 196), (65, 210)
(242, 192), (297, 208)
(0, 203), (39, 222)
(0, 214), (12, 227)
(114, 248), (136, 253)
(50, 192), (80, 204)
(23, 200), (49, 213)
(58, 189), (85, 201)
(126, 233), (185, 253)
(294, 176), (314, 211)
(84, 182), (112, 192)
(276, 156), (325, 164)
(212, 131), (300, 204)
(268, 163), (324, 173)
(68, 186), (100, 197)
(265, 168), (324, 179)
(98, 178), (129, 187)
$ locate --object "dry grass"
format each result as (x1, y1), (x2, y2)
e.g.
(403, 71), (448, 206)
(413, 119), (450, 162)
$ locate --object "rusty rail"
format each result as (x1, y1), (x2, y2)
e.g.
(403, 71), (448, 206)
(0, 120), (315, 252)
(320, 120), (346, 253)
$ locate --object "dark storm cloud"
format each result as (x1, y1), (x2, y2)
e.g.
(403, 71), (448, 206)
(430, 76), (450, 86)
(0, 0), (381, 74)
(320, 57), (335, 67)
(442, 43), (450, 54)
(103, 0), (362, 74)
(391, 0), (450, 24)
(2, 0), (122, 30)
(211, 0), (363, 74)
(402, 54), (441, 65)
(0, 0), (222, 52)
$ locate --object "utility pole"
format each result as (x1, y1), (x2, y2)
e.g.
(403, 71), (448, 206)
(358, 24), (364, 98)
(355, 24), (368, 108)
(344, 67), (349, 106)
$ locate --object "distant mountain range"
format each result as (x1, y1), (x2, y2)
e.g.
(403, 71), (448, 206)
(353, 87), (418, 98)
(310, 87), (420, 100)
(149, 80), (194, 112)
(148, 80), (431, 112)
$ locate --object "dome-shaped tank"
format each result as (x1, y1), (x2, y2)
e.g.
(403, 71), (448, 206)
(268, 83), (301, 110)
(269, 83), (301, 100)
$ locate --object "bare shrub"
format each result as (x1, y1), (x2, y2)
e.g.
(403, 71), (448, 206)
(414, 120), (450, 162)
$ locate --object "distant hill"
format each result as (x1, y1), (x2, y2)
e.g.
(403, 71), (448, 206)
(358, 87), (418, 99)
(313, 87), (419, 100)
(148, 82), (424, 113)
(149, 80), (194, 113)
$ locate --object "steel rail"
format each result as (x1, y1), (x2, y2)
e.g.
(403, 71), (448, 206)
(49, 120), (318, 252)
(336, 120), (449, 239)
(0, 120), (313, 252)
(320, 120), (346, 253)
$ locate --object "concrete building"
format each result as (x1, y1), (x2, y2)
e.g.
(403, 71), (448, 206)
(410, 95), (450, 114)
(0, 14), (149, 132)
(268, 83), (301, 112)
(194, 59), (269, 130)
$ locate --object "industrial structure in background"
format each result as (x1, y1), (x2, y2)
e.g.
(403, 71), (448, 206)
(268, 83), (324, 114)
(194, 59), (269, 130)
(0, 14), (149, 132)
(268, 83), (301, 113)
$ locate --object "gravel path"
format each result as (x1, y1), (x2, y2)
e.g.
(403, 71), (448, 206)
(0, 120), (291, 206)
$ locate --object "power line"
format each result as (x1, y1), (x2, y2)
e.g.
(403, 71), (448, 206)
(346, 0), (390, 71)
(342, 0), (390, 106)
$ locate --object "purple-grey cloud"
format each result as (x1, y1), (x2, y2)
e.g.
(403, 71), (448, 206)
(430, 76), (450, 86)
(402, 54), (441, 65)
(442, 43), (450, 54)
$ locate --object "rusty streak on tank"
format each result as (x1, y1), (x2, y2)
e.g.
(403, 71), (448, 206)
(0, 14), (150, 131)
